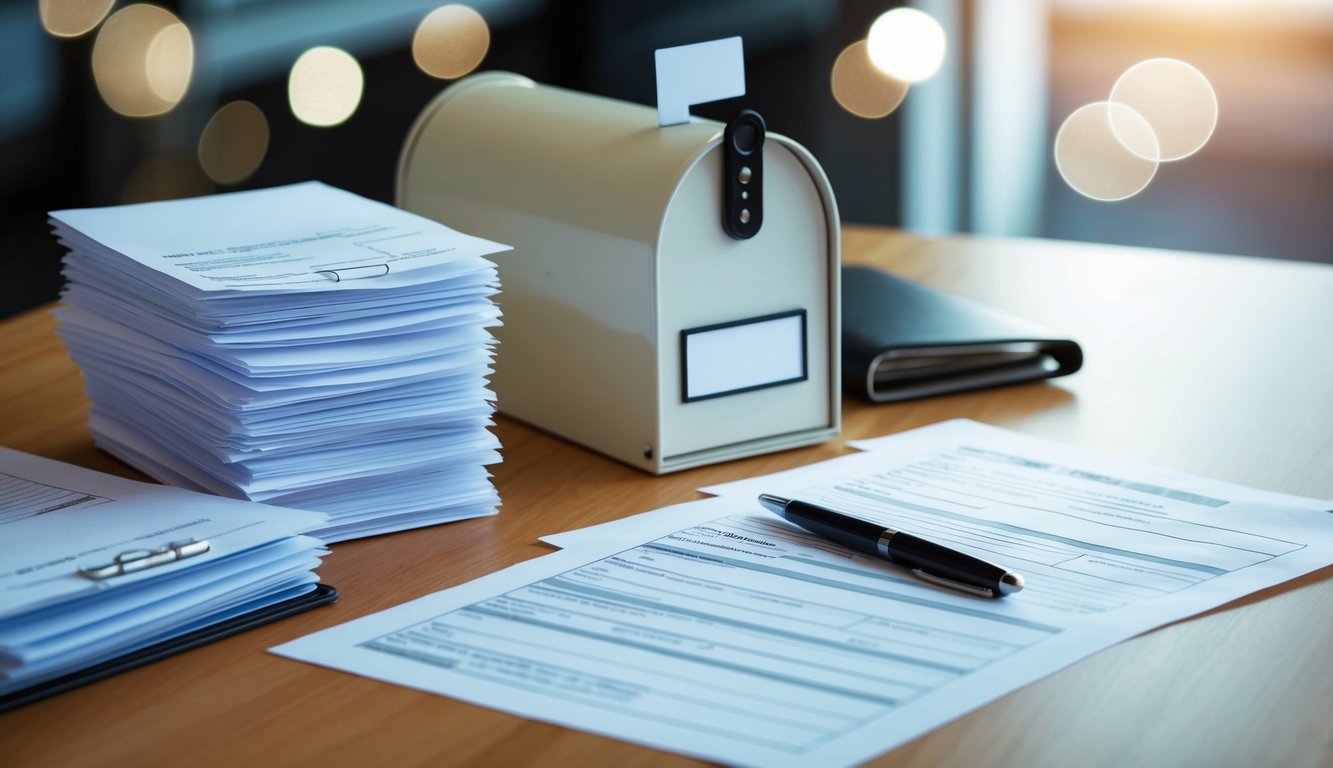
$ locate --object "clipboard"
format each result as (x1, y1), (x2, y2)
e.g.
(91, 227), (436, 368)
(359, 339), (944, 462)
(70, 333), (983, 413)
(0, 584), (338, 712)
(842, 265), (1083, 402)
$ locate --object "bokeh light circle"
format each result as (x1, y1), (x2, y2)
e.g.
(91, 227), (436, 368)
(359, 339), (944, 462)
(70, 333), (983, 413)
(92, 5), (194, 117)
(1110, 58), (1217, 162)
(412, 4), (491, 79)
(145, 23), (194, 103)
(831, 40), (910, 119)
(866, 8), (946, 84)
(288, 46), (364, 127)
(1054, 102), (1160, 201)
(39, 0), (116, 38)
(198, 101), (270, 185)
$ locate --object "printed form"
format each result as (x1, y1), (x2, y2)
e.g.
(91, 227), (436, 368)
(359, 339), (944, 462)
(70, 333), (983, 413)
(273, 421), (1333, 767)
(50, 181), (509, 292)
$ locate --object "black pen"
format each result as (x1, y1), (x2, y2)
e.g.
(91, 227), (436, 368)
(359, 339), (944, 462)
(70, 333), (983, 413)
(758, 494), (1024, 598)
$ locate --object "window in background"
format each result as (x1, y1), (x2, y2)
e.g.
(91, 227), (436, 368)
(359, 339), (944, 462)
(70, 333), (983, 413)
(1045, 0), (1333, 263)
(0, 4), (56, 145)
(902, 0), (1333, 264)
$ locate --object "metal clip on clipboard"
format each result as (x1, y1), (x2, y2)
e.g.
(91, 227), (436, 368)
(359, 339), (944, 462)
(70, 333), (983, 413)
(77, 538), (211, 580)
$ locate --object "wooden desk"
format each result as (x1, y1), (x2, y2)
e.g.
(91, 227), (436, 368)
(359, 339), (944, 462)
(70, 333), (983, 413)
(2, 228), (1330, 767)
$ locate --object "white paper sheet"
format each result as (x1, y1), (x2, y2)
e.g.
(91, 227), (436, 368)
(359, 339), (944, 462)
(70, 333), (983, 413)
(274, 421), (1333, 767)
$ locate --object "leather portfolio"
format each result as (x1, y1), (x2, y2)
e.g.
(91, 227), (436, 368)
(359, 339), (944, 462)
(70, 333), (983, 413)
(842, 265), (1083, 403)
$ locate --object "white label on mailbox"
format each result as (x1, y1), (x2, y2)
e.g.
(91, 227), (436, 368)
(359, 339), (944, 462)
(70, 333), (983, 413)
(681, 310), (807, 402)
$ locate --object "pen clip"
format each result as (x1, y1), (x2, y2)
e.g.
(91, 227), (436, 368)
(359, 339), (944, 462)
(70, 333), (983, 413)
(910, 568), (996, 598)
(78, 538), (211, 580)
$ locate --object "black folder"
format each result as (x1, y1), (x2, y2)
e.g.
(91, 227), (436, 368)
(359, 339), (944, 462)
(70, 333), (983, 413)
(842, 265), (1082, 403)
(0, 584), (337, 712)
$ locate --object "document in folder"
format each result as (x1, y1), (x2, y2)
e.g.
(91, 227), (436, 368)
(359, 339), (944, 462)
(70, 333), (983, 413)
(0, 447), (331, 709)
(842, 265), (1083, 402)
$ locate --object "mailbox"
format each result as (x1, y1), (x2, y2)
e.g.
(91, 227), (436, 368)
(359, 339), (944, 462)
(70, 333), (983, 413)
(397, 72), (840, 473)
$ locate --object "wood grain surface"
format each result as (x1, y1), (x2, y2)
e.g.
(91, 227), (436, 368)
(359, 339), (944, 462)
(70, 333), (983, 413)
(1, 227), (1330, 767)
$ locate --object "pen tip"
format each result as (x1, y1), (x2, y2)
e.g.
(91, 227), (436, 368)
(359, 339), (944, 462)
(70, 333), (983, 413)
(757, 494), (789, 513)
(999, 572), (1025, 595)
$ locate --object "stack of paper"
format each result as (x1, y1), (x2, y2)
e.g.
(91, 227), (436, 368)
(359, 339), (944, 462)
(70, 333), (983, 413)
(0, 447), (329, 703)
(49, 182), (510, 541)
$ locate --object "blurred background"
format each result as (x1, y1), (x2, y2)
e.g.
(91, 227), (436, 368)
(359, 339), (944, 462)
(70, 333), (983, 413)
(2, 0), (1331, 320)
